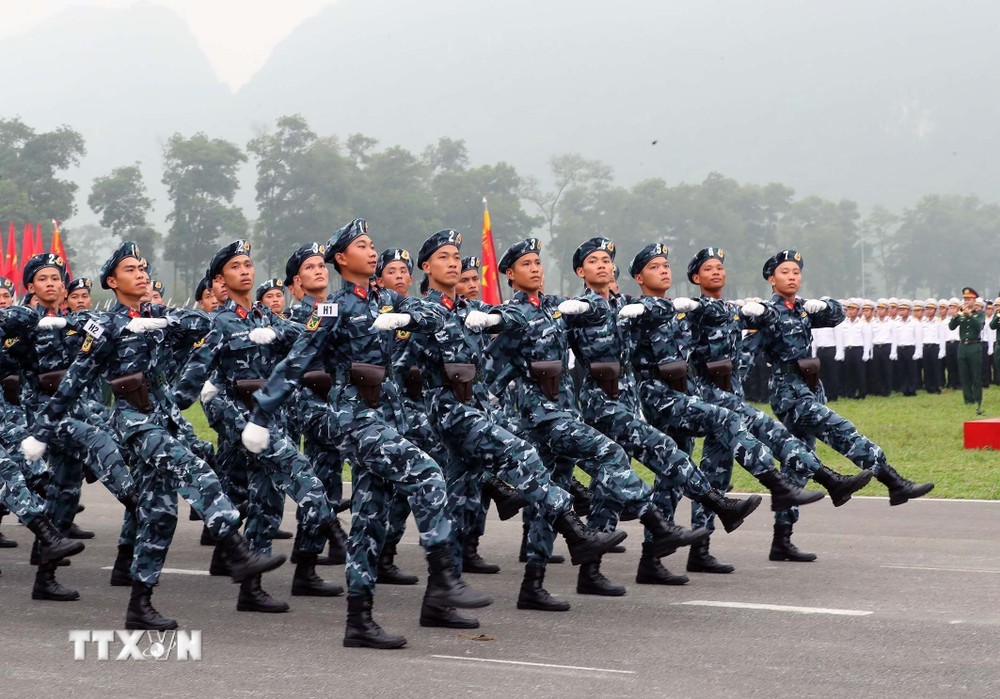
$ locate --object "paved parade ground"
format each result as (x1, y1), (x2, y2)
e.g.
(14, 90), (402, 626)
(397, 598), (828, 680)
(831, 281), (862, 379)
(1, 485), (998, 698)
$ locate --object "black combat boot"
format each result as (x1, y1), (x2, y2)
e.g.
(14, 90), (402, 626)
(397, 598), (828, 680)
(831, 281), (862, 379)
(693, 489), (763, 533)
(273, 528), (293, 540)
(0, 514), (18, 548)
(517, 563), (570, 611)
(32, 563), (80, 601)
(757, 470), (825, 511)
(518, 521), (566, 564)
(199, 525), (217, 546)
(218, 529), (286, 583)
(344, 594), (407, 649)
(811, 466), (873, 507)
(27, 517), (85, 564)
(317, 517), (348, 565)
(577, 561), (626, 596)
(110, 544), (134, 586)
(189, 506), (201, 521)
(769, 523), (817, 562)
(554, 510), (627, 565)
(874, 465), (934, 506)
(419, 601), (480, 629)
(238, 574), (290, 613)
(482, 477), (529, 521)
(125, 581), (178, 630)
(568, 478), (592, 517)
(423, 545), (493, 609)
(209, 542), (230, 576)
(462, 535), (500, 574)
(686, 538), (734, 574)
(636, 542), (690, 584)
(291, 552), (344, 597)
(66, 523), (95, 540)
(639, 506), (708, 558)
(29, 540), (71, 566)
(378, 542), (419, 585)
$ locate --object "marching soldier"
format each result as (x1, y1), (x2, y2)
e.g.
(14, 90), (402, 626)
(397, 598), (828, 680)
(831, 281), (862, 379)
(256, 278), (287, 316)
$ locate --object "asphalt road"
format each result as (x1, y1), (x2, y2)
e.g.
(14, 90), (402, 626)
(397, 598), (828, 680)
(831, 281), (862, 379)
(1, 486), (998, 698)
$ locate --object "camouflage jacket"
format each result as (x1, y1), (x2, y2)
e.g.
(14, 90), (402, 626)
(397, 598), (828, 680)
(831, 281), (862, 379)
(755, 294), (845, 365)
(627, 295), (693, 374)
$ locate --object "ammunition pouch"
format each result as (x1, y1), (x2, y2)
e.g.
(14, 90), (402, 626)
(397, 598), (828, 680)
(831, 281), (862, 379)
(656, 361), (689, 394)
(404, 367), (424, 402)
(303, 371), (332, 399)
(109, 372), (154, 413)
(234, 379), (265, 412)
(1, 375), (20, 406)
(38, 370), (67, 397)
(705, 359), (734, 393)
(442, 363), (476, 404)
(589, 361), (621, 400)
(349, 362), (386, 408)
(795, 357), (821, 392)
(529, 360), (564, 401)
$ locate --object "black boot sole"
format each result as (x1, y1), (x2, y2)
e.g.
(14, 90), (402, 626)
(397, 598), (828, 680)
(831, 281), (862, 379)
(343, 636), (407, 649)
(419, 612), (480, 629)
(636, 571), (690, 584)
(517, 597), (571, 612)
(888, 483), (934, 506)
(462, 561), (501, 575)
(237, 601), (291, 613)
(32, 589), (80, 601)
(576, 583), (627, 596)
(377, 574), (419, 585)
(291, 583), (344, 597)
(768, 551), (817, 562)
(125, 618), (179, 631)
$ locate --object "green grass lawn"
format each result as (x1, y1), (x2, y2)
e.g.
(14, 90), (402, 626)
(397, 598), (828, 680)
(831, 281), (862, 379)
(183, 385), (1000, 500)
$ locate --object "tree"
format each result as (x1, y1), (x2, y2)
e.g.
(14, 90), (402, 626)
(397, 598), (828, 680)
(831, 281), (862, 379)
(162, 133), (248, 288)
(88, 163), (161, 266)
(0, 117), (85, 224)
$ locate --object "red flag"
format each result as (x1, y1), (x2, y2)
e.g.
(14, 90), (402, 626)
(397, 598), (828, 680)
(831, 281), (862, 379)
(34, 222), (43, 254)
(4, 223), (16, 284)
(480, 198), (503, 305)
(51, 222), (72, 280)
(20, 223), (34, 291)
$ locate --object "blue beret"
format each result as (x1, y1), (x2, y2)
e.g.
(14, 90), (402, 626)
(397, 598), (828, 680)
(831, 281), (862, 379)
(0, 277), (14, 294)
(461, 256), (482, 273)
(628, 242), (669, 278)
(325, 219), (369, 261)
(195, 277), (212, 300)
(687, 247), (725, 283)
(417, 229), (462, 268)
(284, 242), (327, 285)
(150, 279), (165, 296)
(572, 237), (616, 271)
(23, 252), (68, 288)
(762, 249), (803, 280)
(498, 238), (541, 274)
(377, 248), (414, 277)
(208, 240), (252, 280)
(100, 241), (143, 290)
(256, 278), (285, 302)
(66, 278), (93, 295)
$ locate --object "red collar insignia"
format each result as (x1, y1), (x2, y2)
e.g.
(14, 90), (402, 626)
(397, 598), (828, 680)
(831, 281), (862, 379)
(127, 308), (141, 319)
(528, 295), (541, 307)
(440, 295), (455, 310)
(353, 285), (368, 300)
(235, 305), (249, 320)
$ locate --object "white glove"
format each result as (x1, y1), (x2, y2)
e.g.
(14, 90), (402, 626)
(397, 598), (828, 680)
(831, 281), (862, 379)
(731, 299), (746, 308)
(465, 310), (502, 330)
(889, 351), (897, 361)
(241, 422), (270, 454)
(618, 303), (646, 319)
(672, 297), (700, 312)
(36, 316), (67, 330)
(835, 351), (845, 362)
(200, 380), (219, 404)
(249, 327), (277, 345)
(803, 299), (827, 313)
(557, 299), (590, 315)
(126, 317), (168, 333)
(21, 436), (47, 461)
(372, 313), (411, 331)
(938, 349), (946, 360)
(741, 301), (765, 317)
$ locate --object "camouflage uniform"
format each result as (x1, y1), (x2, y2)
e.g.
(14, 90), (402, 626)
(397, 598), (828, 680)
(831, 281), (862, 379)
(251, 279), (452, 597)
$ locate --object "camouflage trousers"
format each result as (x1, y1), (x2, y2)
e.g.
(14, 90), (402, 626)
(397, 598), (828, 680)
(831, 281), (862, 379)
(122, 423), (241, 585)
(0, 447), (44, 527)
(203, 397), (248, 512)
(769, 374), (889, 525)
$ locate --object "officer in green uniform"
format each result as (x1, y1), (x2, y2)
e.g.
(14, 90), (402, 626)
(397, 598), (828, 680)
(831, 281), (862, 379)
(950, 287), (985, 413)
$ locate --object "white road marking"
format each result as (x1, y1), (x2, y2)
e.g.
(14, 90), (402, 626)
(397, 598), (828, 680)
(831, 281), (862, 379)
(674, 600), (872, 616)
(881, 564), (1000, 574)
(430, 655), (635, 674)
(100, 566), (211, 576)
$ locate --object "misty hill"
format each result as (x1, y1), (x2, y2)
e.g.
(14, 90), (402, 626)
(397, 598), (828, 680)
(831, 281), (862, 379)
(4, 0), (1000, 227)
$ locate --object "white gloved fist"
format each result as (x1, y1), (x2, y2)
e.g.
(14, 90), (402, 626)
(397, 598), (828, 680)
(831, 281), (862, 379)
(557, 299), (590, 315)
(241, 422), (270, 454)
(731, 298), (746, 308)
(372, 313), (411, 331)
(464, 310), (502, 330)
(672, 297), (700, 313)
(126, 317), (168, 333)
(835, 351), (845, 362)
(741, 301), (765, 317)
(889, 351), (897, 361)
(200, 380), (219, 404)
(21, 436), (47, 461)
(36, 316), (67, 330)
(249, 327), (278, 345)
(618, 303), (646, 319)
(803, 299), (827, 313)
